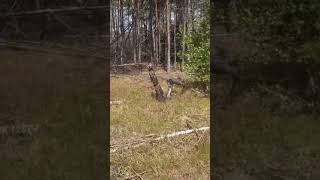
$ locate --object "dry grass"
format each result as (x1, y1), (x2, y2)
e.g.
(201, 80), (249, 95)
(110, 72), (210, 179)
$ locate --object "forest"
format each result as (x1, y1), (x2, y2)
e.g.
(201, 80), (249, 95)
(0, 0), (320, 179)
(110, 0), (209, 76)
(110, 0), (210, 179)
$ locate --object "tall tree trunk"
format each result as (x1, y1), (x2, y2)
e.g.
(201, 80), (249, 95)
(132, 0), (137, 63)
(111, 5), (116, 64)
(150, 0), (155, 62)
(166, 0), (171, 72)
(190, 0), (194, 31)
(181, 0), (187, 71)
(186, 0), (191, 63)
(155, 0), (159, 63)
(157, 1), (161, 64)
(173, 2), (177, 70)
(137, 0), (141, 63)
(119, 0), (124, 64)
(115, 0), (120, 64)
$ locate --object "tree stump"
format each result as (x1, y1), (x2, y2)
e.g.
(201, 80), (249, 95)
(148, 64), (166, 102)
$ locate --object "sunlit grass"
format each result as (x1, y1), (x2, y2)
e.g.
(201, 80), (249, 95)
(110, 73), (210, 179)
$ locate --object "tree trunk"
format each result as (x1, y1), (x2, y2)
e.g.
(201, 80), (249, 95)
(190, 0), (194, 31)
(181, 0), (187, 71)
(115, 0), (120, 64)
(166, 0), (170, 72)
(173, 2), (177, 70)
(137, 0), (141, 63)
(155, 0), (159, 63)
(132, 0), (137, 63)
(157, 1), (161, 64)
(119, 0), (124, 64)
(111, 4), (117, 64)
(150, 0), (155, 62)
(186, 0), (191, 63)
(148, 64), (166, 102)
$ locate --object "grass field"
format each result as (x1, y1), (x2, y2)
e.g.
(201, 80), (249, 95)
(110, 71), (210, 179)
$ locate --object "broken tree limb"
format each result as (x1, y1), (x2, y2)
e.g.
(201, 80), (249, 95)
(153, 127), (209, 141)
(147, 64), (166, 101)
(110, 101), (123, 105)
(110, 126), (210, 153)
(112, 63), (148, 67)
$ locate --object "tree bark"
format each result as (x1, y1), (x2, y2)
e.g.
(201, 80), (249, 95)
(166, 0), (171, 72)
(137, 0), (141, 63)
(173, 2), (177, 70)
(119, 0), (124, 64)
(149, 0), (155, 62)
(156, 0), (161, 64)
(132, 0), (137, 63)
(148, 64), (166, 102)
(181, 0), (187, 71)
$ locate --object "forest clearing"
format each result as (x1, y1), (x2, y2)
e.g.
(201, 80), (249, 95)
(2, 0), (320, 179)
(110, 70), (210, 179)
(110, 0), (210, 178)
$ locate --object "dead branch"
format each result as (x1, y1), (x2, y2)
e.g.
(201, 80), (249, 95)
(112, 63), (148, 67)
(153, 127), (209, 140)
(110, 74), (120, 78)
(110, 101), (123, 105)
(111, 126), (210, 153)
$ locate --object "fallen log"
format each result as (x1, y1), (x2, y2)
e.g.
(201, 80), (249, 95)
(110, 126), (210, 153)
(112, 63), (148, 67)
(110, 101), (123, 105)
(153, 127), (209, 140)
